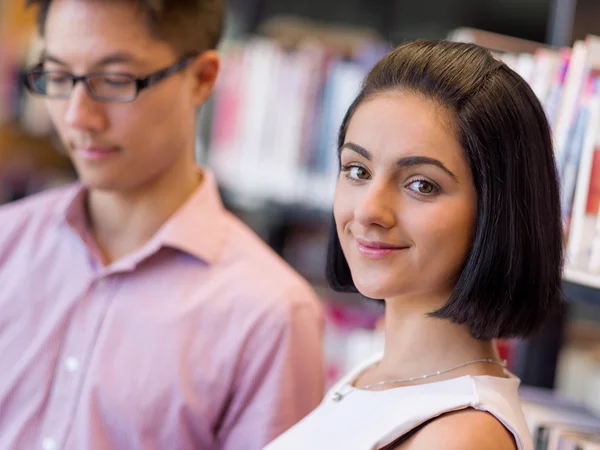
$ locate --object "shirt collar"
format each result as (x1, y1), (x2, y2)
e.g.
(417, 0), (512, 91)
(154, 170), (227, 264)
(58, 168), (228, 266)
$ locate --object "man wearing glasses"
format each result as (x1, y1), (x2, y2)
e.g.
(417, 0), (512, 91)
(0, 1), (325, 449)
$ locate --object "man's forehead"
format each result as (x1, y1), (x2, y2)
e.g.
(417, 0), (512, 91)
(44, 0), (152, 43)
(41, 0), (179, 69)
(41, 48), (140, 66)
(42, 14), (166, 69)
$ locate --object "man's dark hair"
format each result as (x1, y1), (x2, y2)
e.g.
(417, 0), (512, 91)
(26, 0), (224, 55)
(326, 40), (565, 341)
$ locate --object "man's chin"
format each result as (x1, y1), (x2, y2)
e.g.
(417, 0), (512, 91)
(76, 172), (126, 193)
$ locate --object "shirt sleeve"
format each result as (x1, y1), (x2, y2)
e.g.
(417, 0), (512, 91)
(215, 294), (325, 450)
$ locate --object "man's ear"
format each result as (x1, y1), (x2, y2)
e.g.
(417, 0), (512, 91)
(189, 50), (220, 106)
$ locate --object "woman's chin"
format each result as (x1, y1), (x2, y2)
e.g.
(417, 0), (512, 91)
(353, 280), (395, 301)
(348, 265), (410, 301)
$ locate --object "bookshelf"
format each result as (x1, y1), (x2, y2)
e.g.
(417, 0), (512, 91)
(236, 0), (555, 44)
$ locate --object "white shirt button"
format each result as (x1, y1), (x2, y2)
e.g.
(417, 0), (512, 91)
(65, 357), (80, 373)
(42, 437), (57, 450)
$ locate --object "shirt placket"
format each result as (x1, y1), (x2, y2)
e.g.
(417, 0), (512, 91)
(38, 274), (115, 450)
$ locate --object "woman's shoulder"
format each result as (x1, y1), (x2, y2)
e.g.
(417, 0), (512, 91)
(399, 409), (518, 450)
(377, 371), (531, 450)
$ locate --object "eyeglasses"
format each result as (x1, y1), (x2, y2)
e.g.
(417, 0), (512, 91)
(22, 55), (197, 103)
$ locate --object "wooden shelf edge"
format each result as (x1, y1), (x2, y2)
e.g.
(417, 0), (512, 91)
(564, 267), (600, 290)
(563, 267), (600, 307)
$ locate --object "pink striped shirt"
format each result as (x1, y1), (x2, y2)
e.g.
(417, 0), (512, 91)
(0, 170), (325, 450)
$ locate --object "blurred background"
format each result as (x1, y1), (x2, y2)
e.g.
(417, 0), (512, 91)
(3, 0), (600, 446)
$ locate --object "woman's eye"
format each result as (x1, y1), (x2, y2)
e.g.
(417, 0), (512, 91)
(341, 165), (371, 181)
(350, 166), (370, 180)
(406, 179), (438, 195)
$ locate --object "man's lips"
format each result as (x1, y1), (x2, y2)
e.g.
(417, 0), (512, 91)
(75, 146), (120, 161)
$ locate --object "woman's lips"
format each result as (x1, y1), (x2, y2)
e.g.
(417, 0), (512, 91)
(355, 238), (408, 259)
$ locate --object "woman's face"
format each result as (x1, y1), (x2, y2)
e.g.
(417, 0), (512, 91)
(334, 92), (477, 306)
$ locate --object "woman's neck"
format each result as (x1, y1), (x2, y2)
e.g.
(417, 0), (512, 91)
(358, 293), (503, 387)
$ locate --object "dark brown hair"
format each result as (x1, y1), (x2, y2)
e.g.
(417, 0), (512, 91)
(327, 40), (565, 340)
(26, 0), (224, 55)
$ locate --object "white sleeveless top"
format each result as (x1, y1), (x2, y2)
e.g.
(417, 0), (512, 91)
(264, 353), (534, 450)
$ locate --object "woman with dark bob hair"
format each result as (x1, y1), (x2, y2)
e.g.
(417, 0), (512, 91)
(265, 40), (563, 450)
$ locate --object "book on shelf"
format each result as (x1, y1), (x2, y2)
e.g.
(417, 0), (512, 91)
(455, 31), (600, 283)
(554, 319), (600, 417)
(520, 385), (600, 450)
(207, 35), (388, 211)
